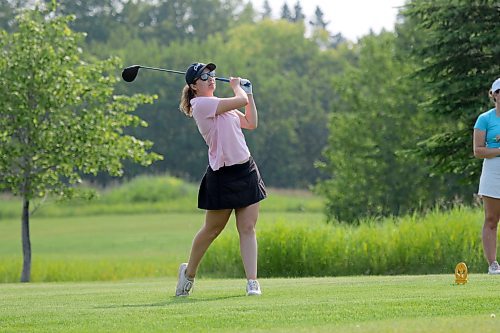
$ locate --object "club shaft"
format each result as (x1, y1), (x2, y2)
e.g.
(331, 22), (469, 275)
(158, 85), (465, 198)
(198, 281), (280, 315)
(139, 66), (185, 75)
(139, 66), (233, 84)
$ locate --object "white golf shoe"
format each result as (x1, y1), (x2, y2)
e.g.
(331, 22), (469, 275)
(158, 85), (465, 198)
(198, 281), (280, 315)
(175, 263), (194, 296)
(488, 261), (500, 275)
(246, 279), (262, 296)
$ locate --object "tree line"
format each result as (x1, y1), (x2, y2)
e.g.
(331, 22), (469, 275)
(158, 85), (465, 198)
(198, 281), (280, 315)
(1, 0), (498, 223)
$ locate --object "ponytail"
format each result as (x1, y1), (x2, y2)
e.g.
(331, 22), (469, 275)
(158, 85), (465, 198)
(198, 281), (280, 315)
(179, 85), (196, 117)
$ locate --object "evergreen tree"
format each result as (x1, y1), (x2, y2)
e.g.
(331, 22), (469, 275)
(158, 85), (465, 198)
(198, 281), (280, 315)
(309, 6), (346, 49)
(404, 0), (500, 183)
(309, 6), (328, 30)
(292, 1), (305, 23)
(280, 3), (292, 21)
(237, 2), (258, 24)
(262, 0), (272, 19)
(329, 32), (347, 48)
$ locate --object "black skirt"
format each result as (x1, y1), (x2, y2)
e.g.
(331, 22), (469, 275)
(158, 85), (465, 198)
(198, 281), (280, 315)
(198, 156), (267, 210)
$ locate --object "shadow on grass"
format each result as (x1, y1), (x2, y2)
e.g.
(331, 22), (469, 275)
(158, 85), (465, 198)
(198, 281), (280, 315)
(95, 294), (245, 309)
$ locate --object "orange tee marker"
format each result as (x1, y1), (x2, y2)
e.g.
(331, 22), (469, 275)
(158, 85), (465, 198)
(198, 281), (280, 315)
(454, 262), (468, 285)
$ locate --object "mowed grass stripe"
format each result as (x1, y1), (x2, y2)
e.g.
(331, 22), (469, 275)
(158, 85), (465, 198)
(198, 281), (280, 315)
(1, 275), (499, 332)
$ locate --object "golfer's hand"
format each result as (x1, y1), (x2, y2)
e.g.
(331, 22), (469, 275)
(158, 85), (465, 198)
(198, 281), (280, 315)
(229, 77), (241, 90)
(240, 79), (252, 95)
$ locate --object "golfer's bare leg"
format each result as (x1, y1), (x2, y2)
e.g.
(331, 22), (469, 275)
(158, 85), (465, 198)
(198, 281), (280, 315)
(235, 203), (260, 280)
(186, 209), (232, 278)
(482, 196), (500, 264)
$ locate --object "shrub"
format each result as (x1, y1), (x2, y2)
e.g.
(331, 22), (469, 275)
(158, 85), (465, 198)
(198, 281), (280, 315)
(0, 176), (323, 218)
(99, 175), (198, 203)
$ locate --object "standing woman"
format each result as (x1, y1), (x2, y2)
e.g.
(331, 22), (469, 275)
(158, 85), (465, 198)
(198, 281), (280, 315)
(175, 62), (267, 296)
(473, 77), (500, 275)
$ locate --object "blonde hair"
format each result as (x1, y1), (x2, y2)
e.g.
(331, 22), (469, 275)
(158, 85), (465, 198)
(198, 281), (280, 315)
(179, 85), (196, 117)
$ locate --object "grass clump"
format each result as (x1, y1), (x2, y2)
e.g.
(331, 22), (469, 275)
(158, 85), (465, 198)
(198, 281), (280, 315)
(99, 175), (197, 203)
(202, 206), (487, 277)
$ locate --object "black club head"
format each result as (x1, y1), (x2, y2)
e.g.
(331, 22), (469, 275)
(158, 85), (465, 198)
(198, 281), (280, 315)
(121, 65), (140, 82)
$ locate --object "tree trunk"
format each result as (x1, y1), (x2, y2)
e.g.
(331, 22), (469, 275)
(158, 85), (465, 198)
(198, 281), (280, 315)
(20, 197), (31, 282)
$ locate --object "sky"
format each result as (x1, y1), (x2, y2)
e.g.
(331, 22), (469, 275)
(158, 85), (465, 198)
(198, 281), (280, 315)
(253, 0), (407, 41)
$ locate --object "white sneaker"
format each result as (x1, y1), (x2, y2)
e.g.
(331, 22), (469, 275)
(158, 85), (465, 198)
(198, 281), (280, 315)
(246, 279), (261, 296)
(488, 261), (500, 275)
(175, 263), (194, 296)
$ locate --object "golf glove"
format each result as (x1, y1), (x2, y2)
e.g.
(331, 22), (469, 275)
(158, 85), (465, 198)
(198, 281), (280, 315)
(240, 79), (252, 95)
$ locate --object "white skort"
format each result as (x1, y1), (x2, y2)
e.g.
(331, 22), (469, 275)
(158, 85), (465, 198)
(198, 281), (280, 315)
(479, 157), (500, 199)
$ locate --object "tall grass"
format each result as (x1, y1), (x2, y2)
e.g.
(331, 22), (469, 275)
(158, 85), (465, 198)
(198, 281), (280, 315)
(202, 206), (487, 277)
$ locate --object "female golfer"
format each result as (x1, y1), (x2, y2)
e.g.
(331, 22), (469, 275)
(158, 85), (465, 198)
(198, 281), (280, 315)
(473, 77), (500, 275)
(175, 62), (266, 296)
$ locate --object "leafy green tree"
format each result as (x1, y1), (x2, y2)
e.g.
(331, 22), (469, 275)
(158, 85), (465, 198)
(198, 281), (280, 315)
(107, 36), (208, 183)
(403, 0), (500, 183)
(316, 32), (465, 223)
(33, 0), (249, 46)
(211, 20), (348, 187)
(93, 18), (343, 188)
(0, 8), (161, 282)
(0, 0), (21, 31)
(84, 3), (352, 188)
(182, 0), (245, 39)
(42, 0), (126, 42)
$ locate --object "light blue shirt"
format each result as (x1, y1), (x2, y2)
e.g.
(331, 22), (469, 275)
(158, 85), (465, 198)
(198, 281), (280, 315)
(474, 108), (500, 148)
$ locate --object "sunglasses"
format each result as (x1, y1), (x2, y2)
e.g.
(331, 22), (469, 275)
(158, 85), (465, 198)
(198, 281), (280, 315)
(494, 89), (500, 95)
(196, 71), (216, 82)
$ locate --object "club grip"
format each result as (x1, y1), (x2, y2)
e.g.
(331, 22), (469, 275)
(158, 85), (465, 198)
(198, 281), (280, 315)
(215, 77), (251, 87)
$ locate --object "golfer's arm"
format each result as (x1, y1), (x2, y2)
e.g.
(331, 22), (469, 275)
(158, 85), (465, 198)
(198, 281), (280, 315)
(473, 129), (500, 158)
(216, 96), (248, 116)
(238, 95), (257, 130)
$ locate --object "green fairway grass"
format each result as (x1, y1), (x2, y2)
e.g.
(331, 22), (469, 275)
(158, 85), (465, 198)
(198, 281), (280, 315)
(1, 275), (499, 332)
(0, 212), (324, 282)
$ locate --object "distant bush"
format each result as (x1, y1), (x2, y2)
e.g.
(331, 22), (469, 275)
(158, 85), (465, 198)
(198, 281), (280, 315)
(98, 175), (198, 203)
(0, 175), (323, 218)
(201, 206), (486, 277)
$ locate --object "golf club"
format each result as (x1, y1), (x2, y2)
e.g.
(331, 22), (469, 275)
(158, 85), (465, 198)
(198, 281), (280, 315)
(122, 65), (251, 87)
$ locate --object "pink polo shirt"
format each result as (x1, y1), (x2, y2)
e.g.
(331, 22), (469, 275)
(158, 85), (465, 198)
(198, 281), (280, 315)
(191, 96), (250, 171)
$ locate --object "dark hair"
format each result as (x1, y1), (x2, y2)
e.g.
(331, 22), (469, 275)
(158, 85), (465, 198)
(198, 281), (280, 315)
(489, 90), (497, 103)
(179, 84), (196, 117)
